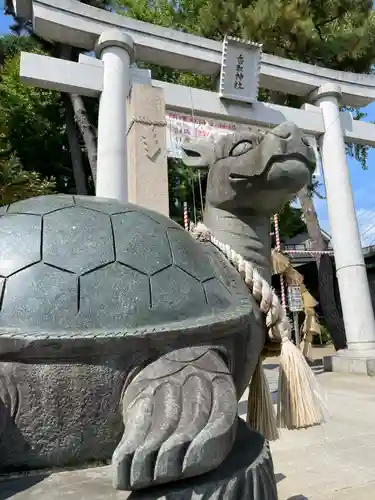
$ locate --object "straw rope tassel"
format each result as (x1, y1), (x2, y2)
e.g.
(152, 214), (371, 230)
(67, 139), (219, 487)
(247, 358), (279, 441)
(190, 222), (328, 434)
(277, 336), (327, 429)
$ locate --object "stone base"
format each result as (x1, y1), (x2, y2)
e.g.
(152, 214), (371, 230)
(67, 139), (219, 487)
(1, 420), (278, 500)
(323, 349), (375, 376)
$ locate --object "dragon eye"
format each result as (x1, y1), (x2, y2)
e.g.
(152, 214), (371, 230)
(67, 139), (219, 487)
(229, 140), (254, 157)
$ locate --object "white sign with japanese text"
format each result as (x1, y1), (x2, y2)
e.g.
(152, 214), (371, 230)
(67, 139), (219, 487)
(287, 286), (304, 312)
(219, 36), (262, 104)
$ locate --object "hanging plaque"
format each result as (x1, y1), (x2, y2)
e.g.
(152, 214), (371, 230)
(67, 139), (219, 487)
(219, 36), (262, 104)
(287, 286), (304, 312)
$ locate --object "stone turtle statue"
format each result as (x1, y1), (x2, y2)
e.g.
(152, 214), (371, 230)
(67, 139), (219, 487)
(0, 121), (317, 498)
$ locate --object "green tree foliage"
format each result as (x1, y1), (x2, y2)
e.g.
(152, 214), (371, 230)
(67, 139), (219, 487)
(7, 0), (113, 193)
(0, 40), (74, 203)
(0, 34), (38, 65)
(274, 204), (306, 240)
(169, 161), (207, 227)
(116, 0), (375, 227)
(0, 154), (55, 205)
(199, 0), (375, 72)
(116, 0), (375, 72)
(0, 45), (72, 187)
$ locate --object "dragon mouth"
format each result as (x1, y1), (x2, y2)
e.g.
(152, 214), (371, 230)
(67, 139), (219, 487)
(267, 152), (315, 170)
(180, 141), (212, 169)
(229, 173), (251, 181)
(229, 152), (314, 182)
(181, 147), (201, 158)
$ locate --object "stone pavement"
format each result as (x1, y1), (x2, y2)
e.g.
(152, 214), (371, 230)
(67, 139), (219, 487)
(237, 346), (375, 499)
(2, 347), (375, 499)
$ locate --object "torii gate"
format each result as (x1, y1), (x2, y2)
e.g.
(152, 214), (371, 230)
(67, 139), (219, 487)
(6, 0), (375, 373)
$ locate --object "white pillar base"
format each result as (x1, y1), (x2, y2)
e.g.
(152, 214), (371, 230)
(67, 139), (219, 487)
(324, 349), (375, 376)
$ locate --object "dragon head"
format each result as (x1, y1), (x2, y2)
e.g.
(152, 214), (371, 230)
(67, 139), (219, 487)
(181, 121), (316, 215)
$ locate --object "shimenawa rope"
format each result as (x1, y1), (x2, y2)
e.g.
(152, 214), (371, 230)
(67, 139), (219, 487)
(190, 222), (328, 441)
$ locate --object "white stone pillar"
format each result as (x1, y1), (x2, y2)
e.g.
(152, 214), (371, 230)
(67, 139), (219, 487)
(126, 84), (169, 216)
(95, 29), (134, 202)
(311, 83), (375, 351)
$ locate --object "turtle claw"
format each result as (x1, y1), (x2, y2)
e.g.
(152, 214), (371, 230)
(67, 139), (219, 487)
(112, 396), (154, 490)
(181, 376), (238, 478)
(112, 346), (238, 491)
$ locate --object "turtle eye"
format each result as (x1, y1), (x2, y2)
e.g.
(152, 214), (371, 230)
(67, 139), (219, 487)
(229, 140), (254, 157)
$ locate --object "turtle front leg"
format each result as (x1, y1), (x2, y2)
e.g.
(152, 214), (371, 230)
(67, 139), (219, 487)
(112, 346), (238, 491)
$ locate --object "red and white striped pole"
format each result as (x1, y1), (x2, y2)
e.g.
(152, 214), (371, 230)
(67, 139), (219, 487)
(273, 213), (287, 311)
(183, 201), (189, 231)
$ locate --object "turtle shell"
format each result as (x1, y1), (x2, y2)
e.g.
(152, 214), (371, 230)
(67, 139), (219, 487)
(0, 195), (253, 346)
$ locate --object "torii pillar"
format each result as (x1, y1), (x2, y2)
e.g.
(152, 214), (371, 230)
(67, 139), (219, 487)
(311, 83), (375, 374)
(94, 29), (169, 215)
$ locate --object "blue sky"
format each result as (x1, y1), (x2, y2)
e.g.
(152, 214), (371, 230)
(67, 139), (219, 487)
(1, 4), (375, 246)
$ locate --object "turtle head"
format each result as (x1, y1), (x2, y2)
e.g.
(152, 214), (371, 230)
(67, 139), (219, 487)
(181, 121), (315, 215)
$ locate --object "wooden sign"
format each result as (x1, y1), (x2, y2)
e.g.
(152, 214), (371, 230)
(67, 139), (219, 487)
(219, 36), (262, 104)
(287, 286), (304, 312)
